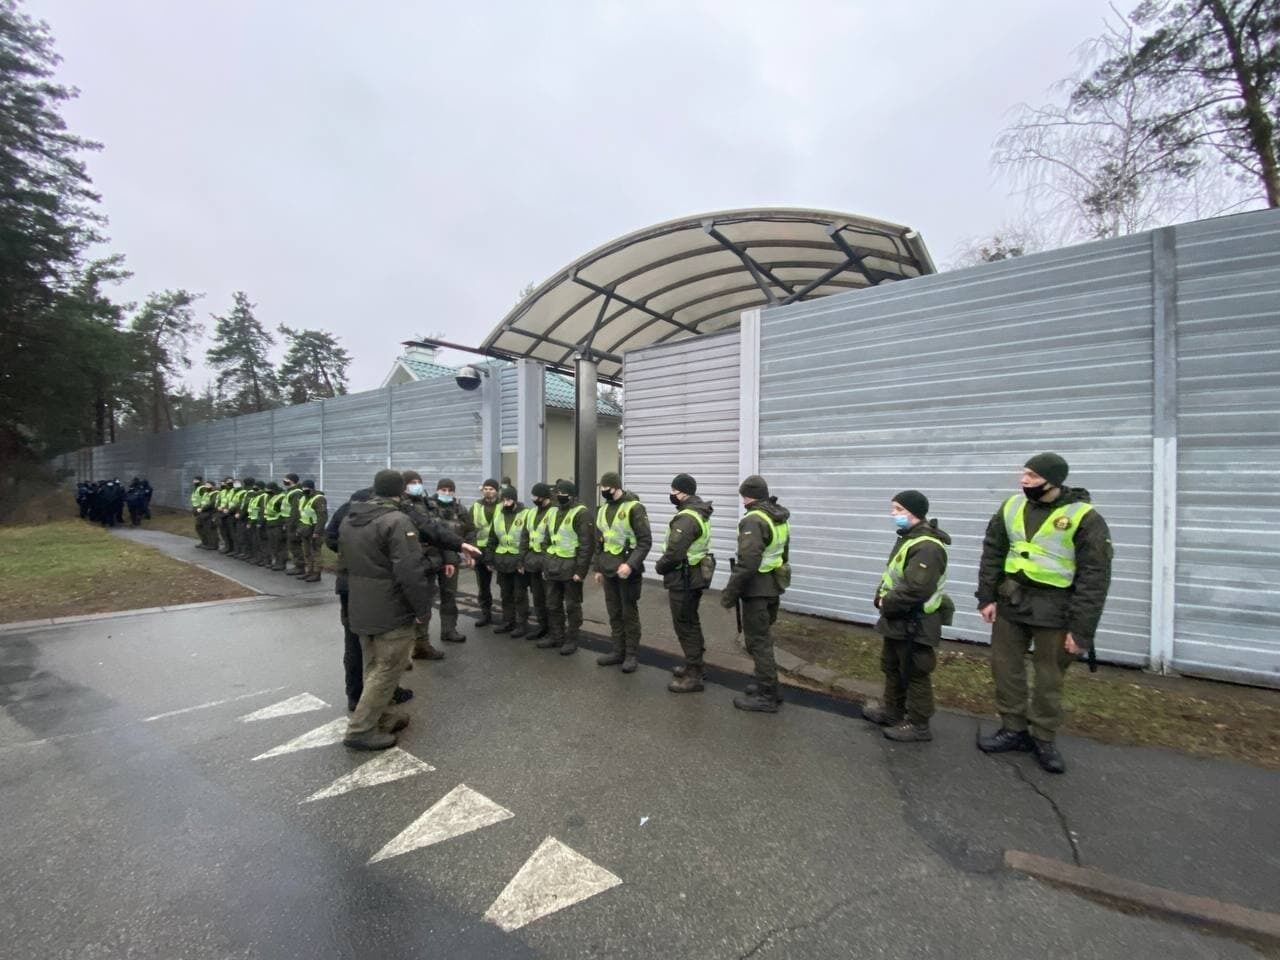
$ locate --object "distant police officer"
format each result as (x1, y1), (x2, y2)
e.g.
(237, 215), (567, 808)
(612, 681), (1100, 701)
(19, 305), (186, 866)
(492, 486), (531, 636)
(537, 479), (595, 656)
(655, 473), (715, 693)
(592, 471), (652, 674)
(279, 473), (307, 575)
(521, 483), (556, 641)
(470, 479), (501, 626)
(976, 453), (1113, 774)
(722, 475), (791, 713)
(429, 479), (473, 643)
(866, 490), (953, 743)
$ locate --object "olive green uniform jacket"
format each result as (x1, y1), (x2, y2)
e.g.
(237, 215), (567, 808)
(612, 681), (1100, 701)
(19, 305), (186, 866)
(653, 495), (714, 591)
(722, 497), (791, 603)
(591, 491), (652, 578)
(339, 498), (437, 636)
(542, 499), (595, 582)
(875, 520), (951, 646)
(975, 486), (1113, 646)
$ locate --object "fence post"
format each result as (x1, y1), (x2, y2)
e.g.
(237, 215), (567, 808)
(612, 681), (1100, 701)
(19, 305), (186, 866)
(318, 399), (326, 492)
(1150, 227), (1179, 675)
(738, 307), (761, 480)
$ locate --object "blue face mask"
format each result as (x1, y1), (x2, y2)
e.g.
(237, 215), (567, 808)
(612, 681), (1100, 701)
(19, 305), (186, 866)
(893, 515), (911, 530)
(436, 493), (453, 504)
(406, 483), (425, 498)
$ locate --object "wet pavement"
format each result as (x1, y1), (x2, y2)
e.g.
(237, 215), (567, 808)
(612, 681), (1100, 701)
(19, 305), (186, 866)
(2, 587), (1277, 959)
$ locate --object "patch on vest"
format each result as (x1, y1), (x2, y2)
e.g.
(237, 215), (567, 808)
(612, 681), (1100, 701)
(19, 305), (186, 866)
(406, 531), (416, 537)
(1053, 516), (1071, 531)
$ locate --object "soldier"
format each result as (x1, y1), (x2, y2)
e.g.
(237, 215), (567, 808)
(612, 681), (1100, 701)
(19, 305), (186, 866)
(401, 470), (450, 661)
(279, 473), (308, 576)
(721, 475), (791, 713)
(339, 470), (436, 751)
(296, 479), (327, 583)
(241, 480), (266, 561)
(189, 477), (205, 538)
(537, 479), (594, 656)
(470, 478), (500, 626)
(239, 480), (259, 560)
(227, 479), (249, 558)
(655, 473), (715, 693)
(592, 471), (652, 673)
(491, 485), (531, 636)
(196, 480), (219, 548)
(125, 478), (149, 527)
(428, 478), (473, 644)
(520, 482), (556, 641)
(865, 490), (953, 743)
(260, 481), (284, 567)
(976, 453), (1113, 774)
(216, 478), (236, 552)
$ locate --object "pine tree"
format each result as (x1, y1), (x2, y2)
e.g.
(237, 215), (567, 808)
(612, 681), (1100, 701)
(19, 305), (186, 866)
(206, 291), (280, 414)
(127, 290), (203, 433)
(277, 325), (351, 404)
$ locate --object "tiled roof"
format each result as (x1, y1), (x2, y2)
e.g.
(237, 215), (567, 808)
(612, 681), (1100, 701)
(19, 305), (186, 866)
(395, 356), (622, 417)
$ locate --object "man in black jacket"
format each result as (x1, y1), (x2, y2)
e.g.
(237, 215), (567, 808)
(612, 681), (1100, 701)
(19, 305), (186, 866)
(655, 473), (714, 693)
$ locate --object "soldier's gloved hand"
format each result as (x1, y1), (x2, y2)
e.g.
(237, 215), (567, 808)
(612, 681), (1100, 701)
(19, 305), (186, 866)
(719, 593), (736, 609)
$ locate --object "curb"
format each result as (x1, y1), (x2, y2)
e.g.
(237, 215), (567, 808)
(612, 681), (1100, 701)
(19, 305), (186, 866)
(1005, 849), (1280, 947)
(0, 596), (276, 634)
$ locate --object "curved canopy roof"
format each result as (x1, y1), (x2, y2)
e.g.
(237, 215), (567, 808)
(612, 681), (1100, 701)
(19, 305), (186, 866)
(480, 207), (935, 381)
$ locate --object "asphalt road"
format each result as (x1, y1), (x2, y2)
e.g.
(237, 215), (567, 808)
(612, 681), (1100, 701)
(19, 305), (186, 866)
(0, 594), (1268, 959)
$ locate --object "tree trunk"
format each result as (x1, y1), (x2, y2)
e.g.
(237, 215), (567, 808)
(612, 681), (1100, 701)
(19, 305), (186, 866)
(1207, 0), (1280, 206)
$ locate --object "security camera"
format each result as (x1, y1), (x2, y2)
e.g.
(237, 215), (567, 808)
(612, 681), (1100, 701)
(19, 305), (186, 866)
(455, 365), (482, 391)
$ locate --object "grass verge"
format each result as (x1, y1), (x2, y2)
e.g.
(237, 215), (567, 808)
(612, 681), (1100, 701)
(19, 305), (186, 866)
(0, 520), (256, 623)
(773, 612), (1280, 771)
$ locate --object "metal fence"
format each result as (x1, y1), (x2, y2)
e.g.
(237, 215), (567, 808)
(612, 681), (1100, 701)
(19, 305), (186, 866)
(55, 376), (485, 511)
(621, 208), (1280, 688)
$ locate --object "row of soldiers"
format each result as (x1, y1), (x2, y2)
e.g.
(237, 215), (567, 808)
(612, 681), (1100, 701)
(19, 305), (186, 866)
(336, 453), (1111, 775)
(76, 477), (152, 527)
(189, 474), (328, 582)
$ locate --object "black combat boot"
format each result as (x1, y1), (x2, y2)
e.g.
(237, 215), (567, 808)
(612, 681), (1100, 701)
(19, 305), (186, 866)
(510, 620), (528, 639)
(475, 609), (493, 628)
(977, 727), (1034, 753)
(671, 664), (688, 677)
(530, 623), (549, 640)
(535, 634), (560, 649)
(743, 682), (784, 702)
(441, 620), (466, 643)
(668, 665), (704, 693)
(620, 655), (638, 674)
(391, 687), (414, 705)
(1032, 738), (1066, 774)
(285, 566), (304, 576)
(733, 684), (781, 713)
(558, 635), (579, 655)
(411, 643), (445, 661)
(883, 721), (932, 742)
(862, 704), (903, 726)
(597, 649), (625, 666)
(492, 621), (514, 635)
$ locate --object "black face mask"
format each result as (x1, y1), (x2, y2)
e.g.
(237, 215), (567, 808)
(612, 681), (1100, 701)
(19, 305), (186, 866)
(557, 494), (572, 506)
(600, 488), (614, 501)
(1022, 483), (1050, 501)
(669, 494), (682, 507)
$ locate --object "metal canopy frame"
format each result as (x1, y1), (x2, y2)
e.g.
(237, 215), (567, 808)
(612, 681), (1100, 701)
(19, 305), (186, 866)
(479, 208), (935, 380)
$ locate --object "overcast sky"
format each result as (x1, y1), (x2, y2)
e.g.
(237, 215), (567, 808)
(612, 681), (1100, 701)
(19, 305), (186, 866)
(31, 0), (1116, 392)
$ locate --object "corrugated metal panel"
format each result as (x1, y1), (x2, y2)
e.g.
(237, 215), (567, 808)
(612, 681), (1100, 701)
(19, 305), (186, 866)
(622, 329), (740, 589)
(202, 419), (237, 484)
(272, 404), (321, 483)
(234, 411), (274, 480)
(321, 389), (391, 506)
(499, 365), (518, 448)
(391, 378), (484, 493)
(758, 234), (1156, 664)
(1172, 210), (1280, 686)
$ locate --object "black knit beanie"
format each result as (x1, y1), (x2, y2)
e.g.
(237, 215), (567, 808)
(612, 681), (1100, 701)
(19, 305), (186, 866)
(671, 473), (697, 495)
(1025, 452), (1069, 487)
(739, 475), (769, 500)
(556, 478), (577, 497)
(436, 478), (455, 491)
(500, 485), (518, 502)
(482, 478), (499, 490)
(532, 482), (553, 499)
(892, 489), (929, 519)
(374, 469), (406, 498)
